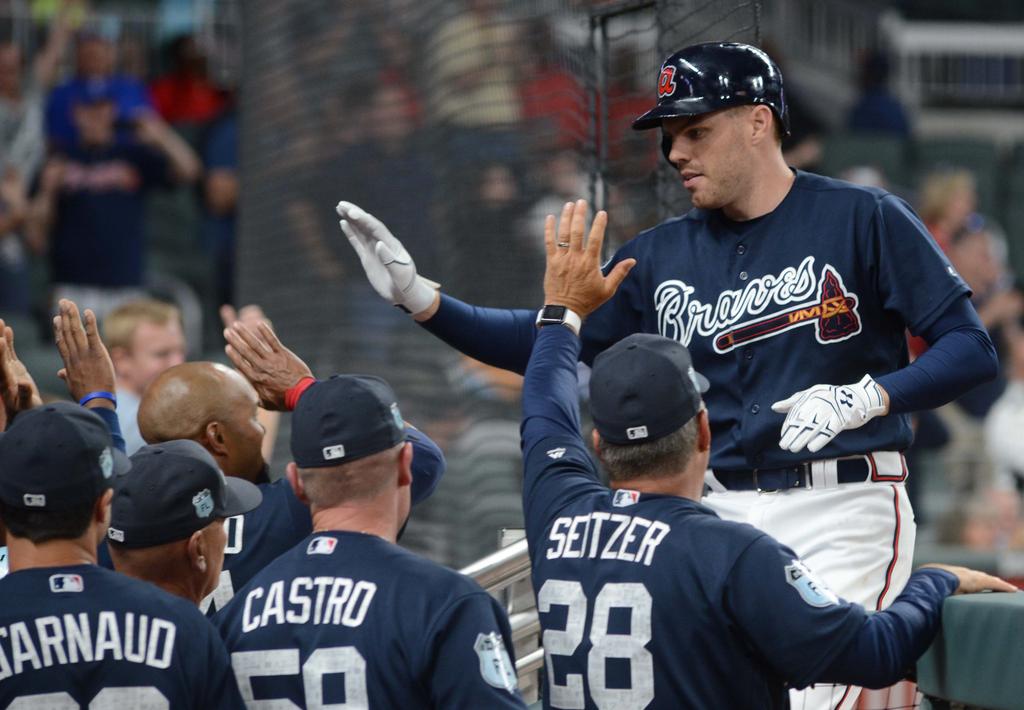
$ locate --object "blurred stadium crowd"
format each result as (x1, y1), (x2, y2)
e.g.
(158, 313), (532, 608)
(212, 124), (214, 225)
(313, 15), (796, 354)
(1, 0), (1024, 576)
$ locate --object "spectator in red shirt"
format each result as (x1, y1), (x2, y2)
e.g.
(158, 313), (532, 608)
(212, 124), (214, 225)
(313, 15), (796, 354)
(149, 34), (226, 126)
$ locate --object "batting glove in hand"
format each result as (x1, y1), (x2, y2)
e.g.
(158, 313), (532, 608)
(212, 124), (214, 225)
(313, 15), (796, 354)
(771, 374), (887, 454)
(336, 201), (439, 315)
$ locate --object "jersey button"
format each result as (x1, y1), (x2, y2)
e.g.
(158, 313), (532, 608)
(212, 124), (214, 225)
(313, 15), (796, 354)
(736, 244), (747, 255)
(750, 404), (760, 414)
(744, 349), (754, 360)
(739, 271), (748, 281)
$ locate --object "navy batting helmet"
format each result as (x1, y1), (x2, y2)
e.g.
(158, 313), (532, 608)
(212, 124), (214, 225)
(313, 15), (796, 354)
(632, 42), (790, 136)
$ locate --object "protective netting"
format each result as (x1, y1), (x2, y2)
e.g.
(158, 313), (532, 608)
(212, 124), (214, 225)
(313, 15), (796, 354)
(238, 0), (760, 567)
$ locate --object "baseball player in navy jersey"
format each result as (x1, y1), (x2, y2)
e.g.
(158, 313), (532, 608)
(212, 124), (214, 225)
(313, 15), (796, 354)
(516, 203), (1014, 709)
(107, 440), (263, 606)
(215, 375), (526, 708)
(337, 42), (999, 710)
(133, 348), (444, 616)
(0, 403), (245, 708)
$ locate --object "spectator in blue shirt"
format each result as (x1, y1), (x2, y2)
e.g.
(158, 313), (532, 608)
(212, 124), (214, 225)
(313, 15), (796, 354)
(847, 52), (912, 137)
(26, 80), (201, 319)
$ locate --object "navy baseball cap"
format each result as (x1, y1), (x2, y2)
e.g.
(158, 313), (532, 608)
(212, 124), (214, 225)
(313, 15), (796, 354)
(108, 440), (263, 548)
(590, 334), (710, 445)
(0, 402), (131, 510)
(291, 375), (406, 468)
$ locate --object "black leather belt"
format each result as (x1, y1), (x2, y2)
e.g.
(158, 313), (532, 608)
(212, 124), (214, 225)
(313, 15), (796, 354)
(713, 458), (871, 492)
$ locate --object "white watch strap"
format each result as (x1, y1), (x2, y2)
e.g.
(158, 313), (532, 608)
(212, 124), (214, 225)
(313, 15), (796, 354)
(536, 307), (582, 336)
(561, 308), (582, 336)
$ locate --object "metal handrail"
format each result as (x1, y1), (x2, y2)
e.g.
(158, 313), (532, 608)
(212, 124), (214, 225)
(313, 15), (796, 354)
(509, 611), (541, 642)
(459, 538), (531, 593)
(516, 648), (545, 675)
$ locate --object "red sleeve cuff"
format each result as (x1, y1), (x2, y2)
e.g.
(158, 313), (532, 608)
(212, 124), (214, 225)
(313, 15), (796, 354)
(284, 376), (317, 411)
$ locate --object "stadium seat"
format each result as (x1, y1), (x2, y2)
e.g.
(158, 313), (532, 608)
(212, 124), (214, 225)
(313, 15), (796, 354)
(819, 134), (911, 189)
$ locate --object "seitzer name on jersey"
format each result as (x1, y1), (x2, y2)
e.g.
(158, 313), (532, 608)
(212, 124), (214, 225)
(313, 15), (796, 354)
(0, 612), (176, 679)
(240, 576), (377, 632)
(545, 512), (671, 566)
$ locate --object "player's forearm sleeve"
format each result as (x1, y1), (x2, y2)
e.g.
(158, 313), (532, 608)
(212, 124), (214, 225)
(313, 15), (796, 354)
(521, 326), (583, 445)
(407, 425), (446, 505)
(876, 295), (998, 414)
(418, 294), (538, 374)
(815, 568), (959, 688)
(89, 405), (127, 453)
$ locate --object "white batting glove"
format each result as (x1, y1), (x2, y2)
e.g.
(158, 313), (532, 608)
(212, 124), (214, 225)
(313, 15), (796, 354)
(771, 375), (888, 454)
(336, 201), (439, 315)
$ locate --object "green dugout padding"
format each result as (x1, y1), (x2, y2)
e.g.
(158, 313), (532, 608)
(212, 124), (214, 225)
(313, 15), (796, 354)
(917, 592), (1024, 710)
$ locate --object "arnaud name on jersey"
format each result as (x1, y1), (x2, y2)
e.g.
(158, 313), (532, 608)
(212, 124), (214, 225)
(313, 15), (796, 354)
(546, 512), (671, 566)
(241, 576), (377, 632)
(0, 611), (177, 679)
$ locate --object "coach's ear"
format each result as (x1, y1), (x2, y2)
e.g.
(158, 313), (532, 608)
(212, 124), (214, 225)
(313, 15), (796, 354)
(94, 488), (113, 542)
(286, 462), (310, 505)
(201, 421), (229, 456)
(187, 529), (208, 573)
(696, 409), (711, 453)
(591, 429), (604, 461)
(397, 442), (413, 489)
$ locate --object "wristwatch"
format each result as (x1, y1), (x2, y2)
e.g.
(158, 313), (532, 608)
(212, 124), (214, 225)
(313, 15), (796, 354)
(536, 305), (582, 336)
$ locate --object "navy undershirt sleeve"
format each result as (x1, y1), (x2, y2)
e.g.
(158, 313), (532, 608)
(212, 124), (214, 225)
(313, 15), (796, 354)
(418, 294), (538, 375)
(90, 405), (127, 453)
(876, 295), (998, 414)
(816, 569), (959, 688)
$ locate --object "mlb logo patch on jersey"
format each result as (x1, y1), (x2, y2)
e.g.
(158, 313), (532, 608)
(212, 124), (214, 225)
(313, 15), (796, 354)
(546, 447), (566, 460)
(613, 489), (641, 507)
(307, 536), (338, 555)
(785, 559), (839, 607)
(474, 632), (517, 693)
(49, 573), (84, 593)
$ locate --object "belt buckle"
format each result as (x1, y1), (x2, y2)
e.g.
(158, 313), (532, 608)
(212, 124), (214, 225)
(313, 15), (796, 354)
(752, 469), (779, 494)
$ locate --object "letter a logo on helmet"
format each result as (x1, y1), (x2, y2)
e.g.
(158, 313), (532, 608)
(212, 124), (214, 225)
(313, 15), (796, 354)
(658, 65), (677, 98)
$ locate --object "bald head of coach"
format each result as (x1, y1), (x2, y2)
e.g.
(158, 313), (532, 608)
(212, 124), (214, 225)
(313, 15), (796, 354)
(138, 362), (268, 483)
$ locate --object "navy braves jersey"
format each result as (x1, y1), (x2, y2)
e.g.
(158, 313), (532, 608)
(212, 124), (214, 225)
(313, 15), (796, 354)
(0, 564), (243, 709)
(522, 327), (872, 709)
(197, 425), (445, 615)
(583, 171), (969, 468)
(214, 531), (526, 709)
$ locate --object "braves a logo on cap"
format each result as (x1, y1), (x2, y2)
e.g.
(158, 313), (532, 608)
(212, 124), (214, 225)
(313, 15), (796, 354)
(307, 536), (338, 555)
(49, 574), (84, 593)
(658, 65), (677, 98)
(192, 489), (214, 518)
(613, 489), (640, 507)
(546, 447), (566, 460)
(785, 559), (839, 607)
(474, 632), (517, 693)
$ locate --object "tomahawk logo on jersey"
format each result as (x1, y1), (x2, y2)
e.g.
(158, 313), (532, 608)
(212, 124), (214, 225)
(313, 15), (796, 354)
(0, 565), (243, 708)
(214, 531), (524, 709)
(582, 172), (969, 470)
